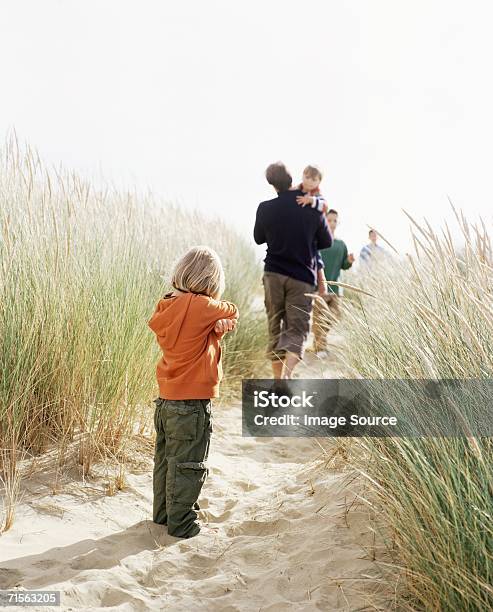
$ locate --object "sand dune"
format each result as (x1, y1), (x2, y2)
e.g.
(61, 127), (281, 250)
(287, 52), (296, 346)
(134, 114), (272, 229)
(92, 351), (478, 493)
(0, 346), (391, 611)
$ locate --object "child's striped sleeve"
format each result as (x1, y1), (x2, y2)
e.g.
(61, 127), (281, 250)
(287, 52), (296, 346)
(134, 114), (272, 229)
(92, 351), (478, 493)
(311, 196), (328, 213)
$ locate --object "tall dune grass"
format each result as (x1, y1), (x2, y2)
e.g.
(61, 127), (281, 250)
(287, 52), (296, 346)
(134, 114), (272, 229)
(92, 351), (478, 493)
(0, 138), (267, 497)
(337, 209), (493, 610)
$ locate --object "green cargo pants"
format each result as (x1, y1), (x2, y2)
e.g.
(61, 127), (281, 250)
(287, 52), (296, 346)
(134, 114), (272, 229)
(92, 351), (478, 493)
(152, 397), (212, 538)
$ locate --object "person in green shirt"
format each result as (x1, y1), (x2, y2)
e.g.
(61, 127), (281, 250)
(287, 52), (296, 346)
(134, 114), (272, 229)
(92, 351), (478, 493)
(312, 209), (354, 356)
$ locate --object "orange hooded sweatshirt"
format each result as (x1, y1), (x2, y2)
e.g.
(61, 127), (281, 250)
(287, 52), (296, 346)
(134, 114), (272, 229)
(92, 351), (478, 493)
(148, 292), (238, 400)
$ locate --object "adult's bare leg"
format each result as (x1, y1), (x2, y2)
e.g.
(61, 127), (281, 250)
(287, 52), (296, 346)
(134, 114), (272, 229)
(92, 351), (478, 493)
(272, 359), (284, 379)
(282, 351), (301, 379)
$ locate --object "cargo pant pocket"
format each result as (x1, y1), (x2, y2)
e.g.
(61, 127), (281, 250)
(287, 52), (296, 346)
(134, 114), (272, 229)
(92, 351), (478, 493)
(166, 403), (199, 441)
(173, 462), (208, 505)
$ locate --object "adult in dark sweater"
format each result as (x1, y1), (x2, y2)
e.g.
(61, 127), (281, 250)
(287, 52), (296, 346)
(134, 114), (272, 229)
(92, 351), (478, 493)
(254, 162), (332, 379)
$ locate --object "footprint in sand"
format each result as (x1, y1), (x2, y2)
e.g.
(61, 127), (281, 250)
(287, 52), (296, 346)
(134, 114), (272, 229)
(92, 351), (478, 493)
(226, 517), (290, 537)
(33, 558), (59, 570)
(103, 590), (146, 609)
(201, 508), (233, 523)
(179, 553), (221, 579)
(201, 498), (238, 523)
(234, 480), (260, 492)
(70, 550), (117, 571)
(0, 568), (23, 589)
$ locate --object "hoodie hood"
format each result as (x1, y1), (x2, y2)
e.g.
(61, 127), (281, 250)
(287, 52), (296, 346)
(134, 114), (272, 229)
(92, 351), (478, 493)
(148, 292), (194, 350)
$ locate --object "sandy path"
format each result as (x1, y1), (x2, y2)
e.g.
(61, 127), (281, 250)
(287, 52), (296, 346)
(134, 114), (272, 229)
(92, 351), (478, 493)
(0, 342), (390, 611)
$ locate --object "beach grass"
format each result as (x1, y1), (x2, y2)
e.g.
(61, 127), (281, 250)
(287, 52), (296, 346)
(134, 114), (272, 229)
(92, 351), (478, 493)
(0, 138), (267, 523)
(337, 209), (493, 610)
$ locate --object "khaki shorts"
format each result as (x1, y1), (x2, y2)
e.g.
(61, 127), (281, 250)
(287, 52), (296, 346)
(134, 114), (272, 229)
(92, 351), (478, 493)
(262, 271), (316, 360)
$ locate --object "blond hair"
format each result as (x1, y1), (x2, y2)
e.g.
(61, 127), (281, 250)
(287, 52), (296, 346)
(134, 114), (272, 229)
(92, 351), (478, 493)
(171, 246), (225, 299)
(303, 165), (323, 181)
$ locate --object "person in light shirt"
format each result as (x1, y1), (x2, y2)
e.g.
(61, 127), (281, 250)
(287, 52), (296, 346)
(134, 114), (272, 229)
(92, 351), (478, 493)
(360, 229), (386, 264)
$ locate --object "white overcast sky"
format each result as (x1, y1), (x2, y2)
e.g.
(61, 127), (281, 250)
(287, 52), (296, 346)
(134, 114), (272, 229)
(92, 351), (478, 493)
(1, 0), (493, 256)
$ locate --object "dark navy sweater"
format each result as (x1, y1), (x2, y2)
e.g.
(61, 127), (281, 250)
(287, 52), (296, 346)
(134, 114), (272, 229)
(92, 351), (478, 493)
(253, 189), (333, 286)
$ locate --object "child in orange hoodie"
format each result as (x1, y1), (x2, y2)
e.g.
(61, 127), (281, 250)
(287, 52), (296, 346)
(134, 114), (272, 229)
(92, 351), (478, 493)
(148, 246), (239, 538)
